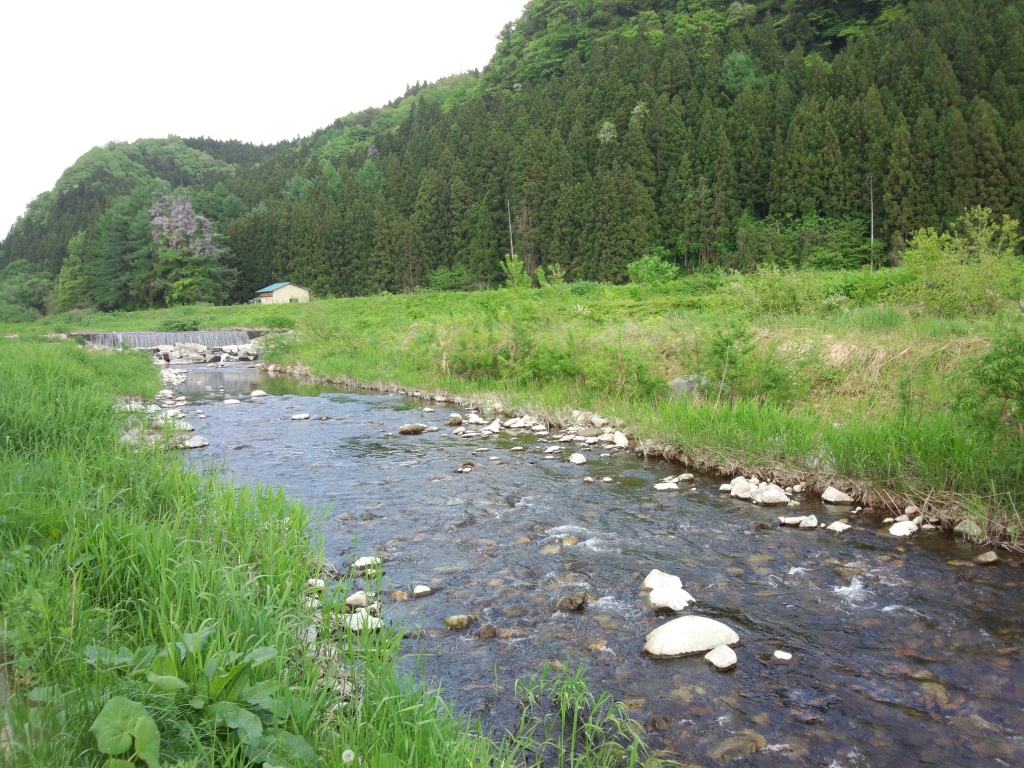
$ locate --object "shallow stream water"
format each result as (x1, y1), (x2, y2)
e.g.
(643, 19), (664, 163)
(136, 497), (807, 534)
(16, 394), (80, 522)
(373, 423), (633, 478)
(173, 364), (1024, 767)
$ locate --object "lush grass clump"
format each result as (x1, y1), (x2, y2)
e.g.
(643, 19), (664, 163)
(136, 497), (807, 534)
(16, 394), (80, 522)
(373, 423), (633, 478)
(0, 339), (654, 767)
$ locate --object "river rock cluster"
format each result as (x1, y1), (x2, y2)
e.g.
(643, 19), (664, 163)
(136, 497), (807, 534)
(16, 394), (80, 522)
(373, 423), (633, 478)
(152, 340), (259, 366)
(639, 568), (743, 671)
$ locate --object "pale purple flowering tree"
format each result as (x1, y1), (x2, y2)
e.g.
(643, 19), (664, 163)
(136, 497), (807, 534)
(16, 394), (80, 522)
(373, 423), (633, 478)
(148, 191), (233, 305)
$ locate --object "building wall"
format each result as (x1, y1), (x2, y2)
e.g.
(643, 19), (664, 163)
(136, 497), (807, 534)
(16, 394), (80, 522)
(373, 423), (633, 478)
(260, 285), (309, 304)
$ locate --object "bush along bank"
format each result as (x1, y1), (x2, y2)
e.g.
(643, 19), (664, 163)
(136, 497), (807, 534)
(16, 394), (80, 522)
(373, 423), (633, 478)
(0, 338), (658, 768)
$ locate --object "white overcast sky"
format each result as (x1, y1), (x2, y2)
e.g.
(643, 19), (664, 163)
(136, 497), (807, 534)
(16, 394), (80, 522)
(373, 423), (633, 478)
(0, 0), (527, 239)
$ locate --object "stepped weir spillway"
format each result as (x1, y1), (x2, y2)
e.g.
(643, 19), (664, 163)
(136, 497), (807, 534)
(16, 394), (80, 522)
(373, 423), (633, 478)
(75, 330), (263, 349)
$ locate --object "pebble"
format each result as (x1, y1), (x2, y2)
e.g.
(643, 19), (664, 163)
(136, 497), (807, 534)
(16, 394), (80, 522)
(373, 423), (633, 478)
(251, 390), (267, 398)
(181, 436), (209, 449)
(773, 650), (793, 661)
(223, 399), (241, 405)
(569, 453), (587, 465)
(291, 413), (310, 421)
(826, 522), (852, 534)
(413, 585), (435, 598)
(477, 623), (497, 640)
(398, 423), (425, 435)
(705, 644), (738, 671)
(654, 482), (680, 491)
(443, 615), (476, 630)
(973, 551), (999, 565)
(798, 515), (819, 529)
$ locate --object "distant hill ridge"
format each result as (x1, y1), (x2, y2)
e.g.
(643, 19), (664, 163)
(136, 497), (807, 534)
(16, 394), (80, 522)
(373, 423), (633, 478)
(1, 0), (1022, 316)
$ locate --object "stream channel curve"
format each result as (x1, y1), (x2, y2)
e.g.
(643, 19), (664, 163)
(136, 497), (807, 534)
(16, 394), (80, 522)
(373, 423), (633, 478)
(172, 362), (1024, 767)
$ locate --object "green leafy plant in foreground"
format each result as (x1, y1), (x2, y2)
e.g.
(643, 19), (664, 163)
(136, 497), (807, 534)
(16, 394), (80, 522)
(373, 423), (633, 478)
(85, 620), (316, 768)
(90, 697), (162, 768)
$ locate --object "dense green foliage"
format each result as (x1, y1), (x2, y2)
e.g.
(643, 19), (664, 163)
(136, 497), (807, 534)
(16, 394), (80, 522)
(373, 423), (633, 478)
(2, 0), (1023, 315)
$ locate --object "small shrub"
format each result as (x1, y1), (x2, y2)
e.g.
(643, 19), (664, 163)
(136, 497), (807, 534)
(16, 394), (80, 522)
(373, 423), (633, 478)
(627, 250), (679, 286)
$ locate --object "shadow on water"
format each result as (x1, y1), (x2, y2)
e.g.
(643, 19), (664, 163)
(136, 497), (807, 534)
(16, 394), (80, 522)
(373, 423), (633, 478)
(175, 363), (1024, 767)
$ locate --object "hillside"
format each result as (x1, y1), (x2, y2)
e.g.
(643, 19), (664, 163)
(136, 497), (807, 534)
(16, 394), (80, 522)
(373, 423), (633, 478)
(1, 0), (1023, 317)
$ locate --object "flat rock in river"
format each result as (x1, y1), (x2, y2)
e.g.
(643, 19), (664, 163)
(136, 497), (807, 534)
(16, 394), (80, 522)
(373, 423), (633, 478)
(398, 423), (426, 435)
(644, 616), (740, 659)
(641, 569), (683, 592)
(643, 586), (696, 613)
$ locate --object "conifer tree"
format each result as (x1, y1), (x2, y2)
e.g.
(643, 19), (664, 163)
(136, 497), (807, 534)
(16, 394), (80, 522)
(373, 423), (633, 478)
(969, 98), (1010, 213)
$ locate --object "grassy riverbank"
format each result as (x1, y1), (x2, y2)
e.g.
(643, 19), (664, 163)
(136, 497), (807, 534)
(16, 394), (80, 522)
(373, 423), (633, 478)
(5, 254), (1024, 545)
(0, 339), (651, 767)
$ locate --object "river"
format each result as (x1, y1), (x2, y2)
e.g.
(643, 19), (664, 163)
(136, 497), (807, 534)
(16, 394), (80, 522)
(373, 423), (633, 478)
(171, 363), (1024, 767)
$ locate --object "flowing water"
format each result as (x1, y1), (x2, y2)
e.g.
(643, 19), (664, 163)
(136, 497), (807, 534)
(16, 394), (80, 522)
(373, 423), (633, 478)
(173, 364), (1024, 767)
(78, 330), (261, 349)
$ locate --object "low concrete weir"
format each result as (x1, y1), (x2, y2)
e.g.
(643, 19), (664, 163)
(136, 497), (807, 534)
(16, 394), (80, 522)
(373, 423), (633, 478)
(75, 330), (262, 349)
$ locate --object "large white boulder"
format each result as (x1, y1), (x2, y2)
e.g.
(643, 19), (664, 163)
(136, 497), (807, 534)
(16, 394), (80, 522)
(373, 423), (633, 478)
(644, 616), (740, 659)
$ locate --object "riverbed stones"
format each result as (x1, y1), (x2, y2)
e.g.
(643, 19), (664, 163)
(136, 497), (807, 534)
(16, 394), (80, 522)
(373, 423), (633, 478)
(569, 453), (587, 465)
(643, 616), (740, 659)
(398, 423), (426, 435)
(654, 482), (680, 491)
(443, 614), (476, 630)
(826, 521), (853, 534)
(889, 520), (919, 537)
(251, 390), (267, 398)
(798, 515), (819, 529)
(705, 644), (738, 671)
(822, 486), (855, 504)
(477, 623), (497, 640)
(413, 585), (435, 598)
(773, 650), (793, 661)
(224, 399), (241, 405)
(613, 431), (629, 448)
(973, 551), (999, 565)
(291, 413), (310, 421)
(446, 414), (463, 426)
(181, 436), (209, 449)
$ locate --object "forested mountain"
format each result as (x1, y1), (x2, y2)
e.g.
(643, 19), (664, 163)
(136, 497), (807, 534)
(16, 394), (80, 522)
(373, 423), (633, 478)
(2, 0), (1023, 317)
